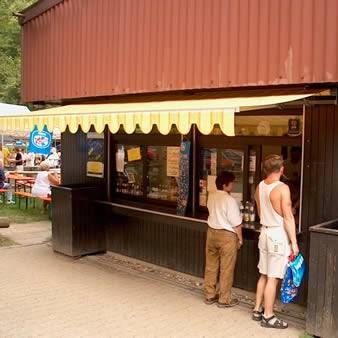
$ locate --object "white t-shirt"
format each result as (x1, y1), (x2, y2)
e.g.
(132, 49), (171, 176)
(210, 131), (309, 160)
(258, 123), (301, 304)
(47, 153), (60, 167)
(26, 152), (35, 167)
(207, 190), (242, 232)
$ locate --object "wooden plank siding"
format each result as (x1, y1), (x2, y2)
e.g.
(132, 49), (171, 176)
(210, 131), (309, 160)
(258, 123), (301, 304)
(60, 127), (108, 192)
(302, 105), (338, 230)
(105, 205), (259, 291)
(307, 223), (338, 338)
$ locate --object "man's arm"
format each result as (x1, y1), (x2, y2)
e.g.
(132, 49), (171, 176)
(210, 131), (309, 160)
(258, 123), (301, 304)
(234, 225), (243, 249)
(48, 173), (60, 186)
(280, 185), (299, 256)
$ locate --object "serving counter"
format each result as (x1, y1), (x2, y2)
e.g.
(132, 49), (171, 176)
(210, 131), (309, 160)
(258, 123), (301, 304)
(98, 201), (260, 291)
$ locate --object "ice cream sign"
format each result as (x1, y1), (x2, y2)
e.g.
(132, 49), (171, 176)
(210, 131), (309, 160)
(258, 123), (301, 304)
(28, 126), (52, 155)
(32, 130), (51, 149)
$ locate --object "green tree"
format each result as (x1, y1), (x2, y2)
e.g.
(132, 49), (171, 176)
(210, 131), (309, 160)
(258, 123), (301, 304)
(0, 0), (34, 104)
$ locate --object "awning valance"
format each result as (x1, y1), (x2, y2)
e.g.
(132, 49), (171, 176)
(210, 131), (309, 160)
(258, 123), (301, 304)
(0, 94), (311, 136)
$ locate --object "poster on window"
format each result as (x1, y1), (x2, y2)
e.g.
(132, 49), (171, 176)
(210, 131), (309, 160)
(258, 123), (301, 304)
(127, 147), (141, 162)
(166, 146), (180, 177)
(87, 132), (104, 178)
(176, 141), (191, 216)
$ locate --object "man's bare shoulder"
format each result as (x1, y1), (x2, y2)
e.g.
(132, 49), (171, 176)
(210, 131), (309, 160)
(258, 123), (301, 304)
(277, 182), (291, 195)
(270, 181), (289, 195)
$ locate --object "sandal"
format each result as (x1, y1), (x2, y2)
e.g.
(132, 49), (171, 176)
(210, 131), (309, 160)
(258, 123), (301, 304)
(261, 315), (288, 329)
(252, 308), (264, 321)
(204, 295), (218, 305)
(217, 298), (239, 308)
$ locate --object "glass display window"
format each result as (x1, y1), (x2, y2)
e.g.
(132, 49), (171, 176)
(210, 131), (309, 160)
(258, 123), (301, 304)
(115, 144), (144, 196)
(199, 148), (245, 207)
(114, 143), (180, 204)
(146, 146), (179, 202)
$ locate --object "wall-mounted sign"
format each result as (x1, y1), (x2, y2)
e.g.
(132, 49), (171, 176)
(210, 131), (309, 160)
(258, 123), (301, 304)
(116, 148), (125, 173)
(28, 125), (52, 155)
(87, 132), (104, 178)
(166, 146), (180, 177)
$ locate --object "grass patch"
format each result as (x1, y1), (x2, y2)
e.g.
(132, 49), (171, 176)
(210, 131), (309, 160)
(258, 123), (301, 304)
(0, 234), (16, 247)
(299, 334), (314, 338)
(0, 202), (49, 224)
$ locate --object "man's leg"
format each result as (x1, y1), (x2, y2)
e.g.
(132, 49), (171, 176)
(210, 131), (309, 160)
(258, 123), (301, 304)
(263, 277), (279, 317)
(254, 274), (267, 311)
(204, 229), (220, 300)
(218, 232), (238, 305)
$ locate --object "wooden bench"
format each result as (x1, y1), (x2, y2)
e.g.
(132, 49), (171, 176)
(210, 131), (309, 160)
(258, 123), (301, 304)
(14, 191), (35, 209)
(14, 191), (52, 209)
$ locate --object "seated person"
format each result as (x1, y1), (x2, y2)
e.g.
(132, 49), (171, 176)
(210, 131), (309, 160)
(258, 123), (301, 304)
(32, 161), (60, 198)
(0, 160), (14, 204)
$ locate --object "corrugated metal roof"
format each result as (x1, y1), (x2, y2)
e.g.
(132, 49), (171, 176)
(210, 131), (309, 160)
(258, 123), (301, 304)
(21, 0), (338, 103)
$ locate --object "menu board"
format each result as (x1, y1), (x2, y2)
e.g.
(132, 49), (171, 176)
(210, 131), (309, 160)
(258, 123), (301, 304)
(166, 146), (180, 177)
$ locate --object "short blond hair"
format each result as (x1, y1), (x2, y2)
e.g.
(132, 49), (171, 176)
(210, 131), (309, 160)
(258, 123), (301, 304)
(263, 154), (284, 176)
(39, 160), (50, 171)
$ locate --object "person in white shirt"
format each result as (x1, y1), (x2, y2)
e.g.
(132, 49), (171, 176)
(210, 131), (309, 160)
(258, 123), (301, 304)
(25, 152), (36, 167)
(32, 161), (60, 197)
(47, 147), (60, 168)
(204, 171), (243, 308)
(252, 154), (299, 329)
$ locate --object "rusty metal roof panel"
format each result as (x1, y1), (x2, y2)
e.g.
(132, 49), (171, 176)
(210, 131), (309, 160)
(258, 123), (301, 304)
(21, 0), (338, 103)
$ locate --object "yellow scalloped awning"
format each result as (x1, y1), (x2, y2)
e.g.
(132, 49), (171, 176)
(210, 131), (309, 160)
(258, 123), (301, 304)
(0, 95), (312, 136)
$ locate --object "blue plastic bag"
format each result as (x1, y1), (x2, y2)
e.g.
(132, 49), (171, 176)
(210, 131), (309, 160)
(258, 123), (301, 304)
(280, 253), (305, 304)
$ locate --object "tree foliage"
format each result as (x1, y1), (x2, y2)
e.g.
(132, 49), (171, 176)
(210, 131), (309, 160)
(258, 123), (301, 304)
(0, 0), (35, 104)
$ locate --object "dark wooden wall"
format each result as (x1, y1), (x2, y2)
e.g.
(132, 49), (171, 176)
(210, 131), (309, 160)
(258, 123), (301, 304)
(298, 104), (338, 304)
(60, 128), (107, 193)
(307, 222), (338, 338)
(302, 105), (338, 230)
(106, 205), (260, 291)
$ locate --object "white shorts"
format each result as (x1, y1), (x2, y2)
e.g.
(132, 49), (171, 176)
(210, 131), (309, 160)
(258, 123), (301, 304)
(258, 226), (291, 279)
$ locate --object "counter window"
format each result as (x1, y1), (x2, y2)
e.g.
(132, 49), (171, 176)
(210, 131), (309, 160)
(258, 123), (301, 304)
(262, 145), (302, 224)
(199, 148), (244, 207)
(235, 115), (303, 137)
(209, 115), (303, 137)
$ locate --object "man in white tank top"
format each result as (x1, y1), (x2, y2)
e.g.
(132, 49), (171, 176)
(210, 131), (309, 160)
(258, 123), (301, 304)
(252, 155), (299, 329)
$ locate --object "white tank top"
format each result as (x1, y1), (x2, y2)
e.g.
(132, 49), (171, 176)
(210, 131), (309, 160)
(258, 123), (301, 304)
(259, 180), (284, 227)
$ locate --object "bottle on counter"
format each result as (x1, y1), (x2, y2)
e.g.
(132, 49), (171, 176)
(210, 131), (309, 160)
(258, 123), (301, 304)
(239, 201), (244, 217)
(243, 201), (250, 223)
(249, 205), (256, 223)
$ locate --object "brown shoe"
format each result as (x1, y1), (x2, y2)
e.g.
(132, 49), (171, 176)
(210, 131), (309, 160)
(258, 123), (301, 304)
(217, 298), (239, 308)
(204, 295), (218, 305)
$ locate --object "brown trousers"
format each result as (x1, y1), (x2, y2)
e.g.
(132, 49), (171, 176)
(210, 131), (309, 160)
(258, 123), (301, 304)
(204, 227), (238, 304)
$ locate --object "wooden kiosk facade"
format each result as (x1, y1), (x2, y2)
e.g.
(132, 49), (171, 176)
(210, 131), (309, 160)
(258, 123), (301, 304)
(2, 1), (338, 335)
